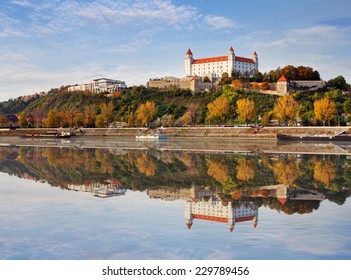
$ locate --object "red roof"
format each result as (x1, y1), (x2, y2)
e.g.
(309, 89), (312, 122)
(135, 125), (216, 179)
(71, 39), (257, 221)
(235, 56), (255, 64)
(192, 214), (256, 223)
(186, 223), (192, 229)
(192, 55), (228, 64)
(277, 75), (288, 82)
(229, 227), (234, 232)
(186, 48), (193, 55)
(278, 198), (287, 204)
(253, 51), (257, 56)
(229, 46), (234, 52)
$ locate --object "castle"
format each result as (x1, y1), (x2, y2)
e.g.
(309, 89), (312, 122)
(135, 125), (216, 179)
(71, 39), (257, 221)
(185, 47), (258, 78)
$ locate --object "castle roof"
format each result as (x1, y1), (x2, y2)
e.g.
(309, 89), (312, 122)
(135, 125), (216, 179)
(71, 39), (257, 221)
(192, 56), (228, 64)
(186, 48), (193, 55)
(253, 51), (257, 56)
(192, 55), (255, 64)
(277, 75), (288, 82)
(236, 56), (255, 64)
(229, 46), (234, 52)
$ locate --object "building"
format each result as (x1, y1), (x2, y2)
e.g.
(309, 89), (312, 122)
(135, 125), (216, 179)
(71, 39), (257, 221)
(276, 75), (326, 95)
(185, 47), (258, 78)
(68, 78), (127, 94)
(147, 76), (213, 91)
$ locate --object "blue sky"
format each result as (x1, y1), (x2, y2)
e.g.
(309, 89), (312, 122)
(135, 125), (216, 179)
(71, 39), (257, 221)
(0, 0), (350, 101)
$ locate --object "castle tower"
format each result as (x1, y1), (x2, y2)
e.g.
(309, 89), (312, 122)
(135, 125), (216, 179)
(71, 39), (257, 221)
(253, 51), (258, 72)
(185, 48), (193, 77)
(227, 202), (235, 232)
(228, 47), (235, 77)
(184, 201), (193, 229)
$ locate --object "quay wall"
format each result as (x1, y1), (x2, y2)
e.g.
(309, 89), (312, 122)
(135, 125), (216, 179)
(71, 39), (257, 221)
(1, 127), (351, 139)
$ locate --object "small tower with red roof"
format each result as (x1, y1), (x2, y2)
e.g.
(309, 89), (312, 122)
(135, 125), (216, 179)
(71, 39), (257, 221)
(185, 48), (194, 76)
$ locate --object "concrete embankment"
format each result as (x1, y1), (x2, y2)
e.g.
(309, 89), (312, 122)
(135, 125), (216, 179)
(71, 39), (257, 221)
(1, 126), (351, 138)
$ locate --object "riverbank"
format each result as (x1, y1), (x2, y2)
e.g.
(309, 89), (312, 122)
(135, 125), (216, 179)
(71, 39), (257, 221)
(1, 126), (351, 139)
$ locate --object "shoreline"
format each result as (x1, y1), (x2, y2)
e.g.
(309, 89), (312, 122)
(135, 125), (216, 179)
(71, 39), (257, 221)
(1, 126), (351, 139)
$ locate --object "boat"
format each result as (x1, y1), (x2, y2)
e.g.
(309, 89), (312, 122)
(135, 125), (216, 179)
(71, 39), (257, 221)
(136, 132), (167, 140)
(22, 131), (72, 138)
(277, 133), (351, 141)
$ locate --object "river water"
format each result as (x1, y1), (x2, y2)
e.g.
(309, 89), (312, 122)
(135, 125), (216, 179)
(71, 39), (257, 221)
(0, 137), (350, 260)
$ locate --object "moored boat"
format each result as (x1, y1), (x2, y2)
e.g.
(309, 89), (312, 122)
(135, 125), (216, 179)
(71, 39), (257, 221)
(21, 131), (72, 138)
(277, 133), (351, 141)
(136, 132), (167, 140)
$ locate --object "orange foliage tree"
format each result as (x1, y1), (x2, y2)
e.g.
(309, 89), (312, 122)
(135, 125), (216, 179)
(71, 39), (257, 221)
(273, 159), (300, 185)
(206, 158), (229, 184)
(313, 96), (336, 126)
(231, 79), (242, 89)
(260, 82), (269, 90)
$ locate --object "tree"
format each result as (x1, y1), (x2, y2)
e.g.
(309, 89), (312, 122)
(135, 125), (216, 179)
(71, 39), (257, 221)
(100, 103), (114, 126)
(207, 159), (229, 184)
(18, 111), (28, 128)
(236, 158), (256, 181)
(44, 109), (60, 127)
(273, 95), (299, 125)
(231, 79), (242, 89)
(184, 103), (201, 125)
(206, 95), (229, 124)
(328, 75), (349, 90)
(314, 160), (335, 185)
(260, 82), (269, 90)
(136, 101), (157, 127)
(83, 104), (96, 127)
(236, 98), (256, 125)
(95, 114), (105, 128)
(314, 96), (336, 126)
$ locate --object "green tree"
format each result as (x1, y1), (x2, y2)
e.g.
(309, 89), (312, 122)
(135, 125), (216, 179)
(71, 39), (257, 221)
(18, 111), (29, 128)
(328, 76), (349, 90)
(44, 109), (60, 128)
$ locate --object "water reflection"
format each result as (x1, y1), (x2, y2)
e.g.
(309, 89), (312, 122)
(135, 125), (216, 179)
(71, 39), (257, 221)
(1, 145), (350, 210)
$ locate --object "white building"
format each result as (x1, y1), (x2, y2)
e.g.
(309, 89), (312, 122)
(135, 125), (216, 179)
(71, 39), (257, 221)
(68, 78), (127, 94)
(185, 47), (258, 78)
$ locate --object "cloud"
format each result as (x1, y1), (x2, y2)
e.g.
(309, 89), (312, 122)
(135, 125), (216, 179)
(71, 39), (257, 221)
(204, 15), (237, 29)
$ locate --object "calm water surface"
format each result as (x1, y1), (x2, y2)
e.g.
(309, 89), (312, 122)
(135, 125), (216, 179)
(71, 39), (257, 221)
(0, 137), (350, 260)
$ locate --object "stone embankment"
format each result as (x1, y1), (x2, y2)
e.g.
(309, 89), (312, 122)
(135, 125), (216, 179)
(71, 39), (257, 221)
(1, 126), (351, 138)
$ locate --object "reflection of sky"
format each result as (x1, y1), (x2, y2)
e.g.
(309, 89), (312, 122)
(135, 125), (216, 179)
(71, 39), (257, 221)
(0, 173), (350, 260)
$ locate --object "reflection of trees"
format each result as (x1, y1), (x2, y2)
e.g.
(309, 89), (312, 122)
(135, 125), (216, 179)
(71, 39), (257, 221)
(136, 152), (156, 177)
(236, 158), (256, 181)
(273, 158), (300, 185)
(313, 160), (335, 185)
(206, 158), (229, 184)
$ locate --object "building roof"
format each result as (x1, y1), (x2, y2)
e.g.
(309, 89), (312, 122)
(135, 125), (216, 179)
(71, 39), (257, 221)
(229, 46), (234, 52)
(235, 56), (255, 64)
(192, 55), (228, 64)
(253, 51), (257, 56)
(186, 48), (193, 55)
(277, 75), (288, 82)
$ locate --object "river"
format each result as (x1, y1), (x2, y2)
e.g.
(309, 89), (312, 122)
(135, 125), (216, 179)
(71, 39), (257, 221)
(0, 137), (350, 259)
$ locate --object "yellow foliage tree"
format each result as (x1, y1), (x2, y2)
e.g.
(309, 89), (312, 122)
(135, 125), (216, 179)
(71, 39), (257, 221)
(206, 95), (229, 124)
(273, 159), (300, 185)
(136, 153), (156, 176)
(314, 96), (336, 126)
(100, 103), (114, 125)
(236, 158), (256, 181)
(314, 160), (335, 185)
(206, 158), (229, 184)
(83, 104), (96, 127)
(236, 98), (256, 125)
(136, 101), (157, 127)
(273, 95), (299, 125)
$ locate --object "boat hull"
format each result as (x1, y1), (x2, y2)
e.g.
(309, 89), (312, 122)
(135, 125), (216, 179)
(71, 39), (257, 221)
(277, 133), (351, 141)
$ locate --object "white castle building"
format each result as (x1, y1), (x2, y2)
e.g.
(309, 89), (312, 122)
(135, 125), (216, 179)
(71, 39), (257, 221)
(68, 78), (127, 94)
(185, 47), (258, 78)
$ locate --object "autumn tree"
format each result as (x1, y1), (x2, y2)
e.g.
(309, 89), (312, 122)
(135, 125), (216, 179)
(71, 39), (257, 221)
(273, 95), (299, 125)
(63, 108), (82, 127)
(136, 101), (157, 127)
(314, 96), (336, 126)
(18, 111), (28, 128)
(236, 158), (256, 181)
(260, 82), (269, 91)
(44, 109), (60, 127)
(236, 98), (256, 125)
(83, 104), (96, 127)
(206, 158), (229, 184)
(206, 95), (229, 125)
(100, 103), (114, 125)
(136, 152), (156, 176)
(273, 159), (300, 185)
(314, 160), (335, 185)
(231, 79), (242, 89)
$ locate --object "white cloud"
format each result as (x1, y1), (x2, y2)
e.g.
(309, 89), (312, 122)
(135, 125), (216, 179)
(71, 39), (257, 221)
(204, 15), (237, 29)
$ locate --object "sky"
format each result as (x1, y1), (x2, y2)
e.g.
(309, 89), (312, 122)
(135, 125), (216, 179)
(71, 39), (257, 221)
(0, 0), (351, 101)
